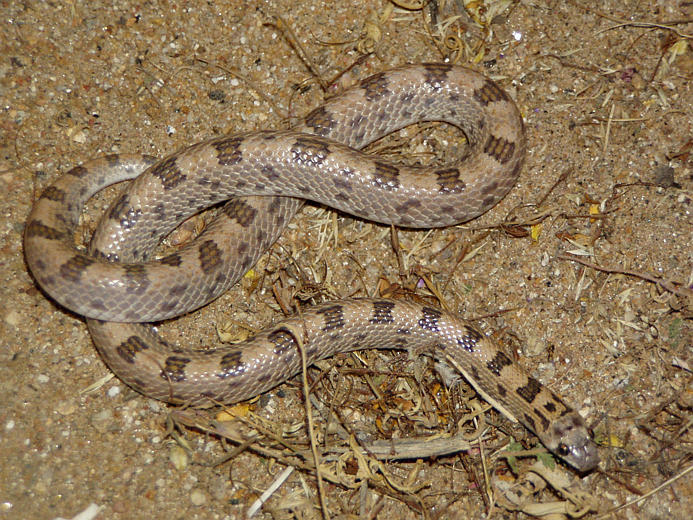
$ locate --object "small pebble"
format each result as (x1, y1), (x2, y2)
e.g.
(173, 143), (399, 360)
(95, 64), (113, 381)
(70, 129), (87, 143)
(190, 488), (207, 506)
(91, 409), (114, 433)
(170, 445), (189, 470)
(631, 72), (645, 90)
(4, 310), (20, 327)
(56, 400), (76, 416)
(653, 165), (676, 188)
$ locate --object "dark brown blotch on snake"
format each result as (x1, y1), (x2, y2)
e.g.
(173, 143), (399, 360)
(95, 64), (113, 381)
(473, 80), (510, 105)
(59, 255), (95, 283)
(455, 335), (477, 353)
(516, 377), (543, 404)
(317, 304), (346, 331)
(418, 307), (442, 332)
(486, 350), (513, 377)
(218, 351), (247, 379)
(26, 220), (65, 241)
(360, 71), (390, 101)
(221, 199), (258, 227)
(370, 301), (396, 324)
(214, 136), (245, 166)
(268, 327), (297, 356)
(161, 356), (191, 383)
(291, 136), (332, 167)
(304, 105), (338, 135)
(40, 186), (66, 202)
(434, 167), (466, 193)
(160, 253), (183, 267)
(150, 156), (187, 190)
(198, 240), (223, 275)
(534, 408), (551, 431)
(483, 135), (516, 164)
(372, 161), (400, 191)
(116, 335), (149, 364)
(422, 62), (453, 90)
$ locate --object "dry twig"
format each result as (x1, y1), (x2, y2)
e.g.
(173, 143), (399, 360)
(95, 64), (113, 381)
(557, 254), (693, 299)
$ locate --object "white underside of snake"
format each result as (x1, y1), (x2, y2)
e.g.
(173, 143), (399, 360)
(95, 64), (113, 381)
(24, 64), (599, 471)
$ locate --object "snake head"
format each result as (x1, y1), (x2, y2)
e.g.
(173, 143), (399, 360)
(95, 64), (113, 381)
(546, 412), (599, 472)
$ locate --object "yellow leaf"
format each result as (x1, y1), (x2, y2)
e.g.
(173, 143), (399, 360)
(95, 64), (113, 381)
(596, 432), (624, 448)
(531, 222), (542, 241)
(607, 434), (624, 447)
(216, 404), (250, 421)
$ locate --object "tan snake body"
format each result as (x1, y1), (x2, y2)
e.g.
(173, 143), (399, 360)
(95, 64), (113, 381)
(24, 64), (599, 471)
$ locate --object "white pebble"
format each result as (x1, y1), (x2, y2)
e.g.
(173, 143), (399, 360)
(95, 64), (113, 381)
(170, 445), (189, 470)
(4, 310), (20, 327)
(190, 489), (207, 506)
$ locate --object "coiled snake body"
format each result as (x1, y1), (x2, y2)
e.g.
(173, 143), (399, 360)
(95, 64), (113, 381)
(24, 64), (598, 471)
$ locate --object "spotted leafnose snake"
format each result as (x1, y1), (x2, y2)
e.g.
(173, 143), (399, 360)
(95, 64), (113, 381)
(24, 64), (599, 471)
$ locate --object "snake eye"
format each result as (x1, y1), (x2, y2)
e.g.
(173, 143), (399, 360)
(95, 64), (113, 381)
(557, 443), (570, 456)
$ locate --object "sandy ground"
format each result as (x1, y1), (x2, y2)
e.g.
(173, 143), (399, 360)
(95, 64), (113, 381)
(1, 1), (692, 519)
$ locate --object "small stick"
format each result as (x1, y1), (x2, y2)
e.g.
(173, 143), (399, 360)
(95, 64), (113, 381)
(246, 466), (295, 518)
(597, 463), (693, 518)
(557, 254), (692, 298)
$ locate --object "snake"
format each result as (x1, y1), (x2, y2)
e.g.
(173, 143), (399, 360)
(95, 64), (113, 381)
(24, 64), (599, 471)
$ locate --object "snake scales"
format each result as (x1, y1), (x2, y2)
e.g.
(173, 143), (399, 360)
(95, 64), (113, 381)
(24, 64), (598, 471)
